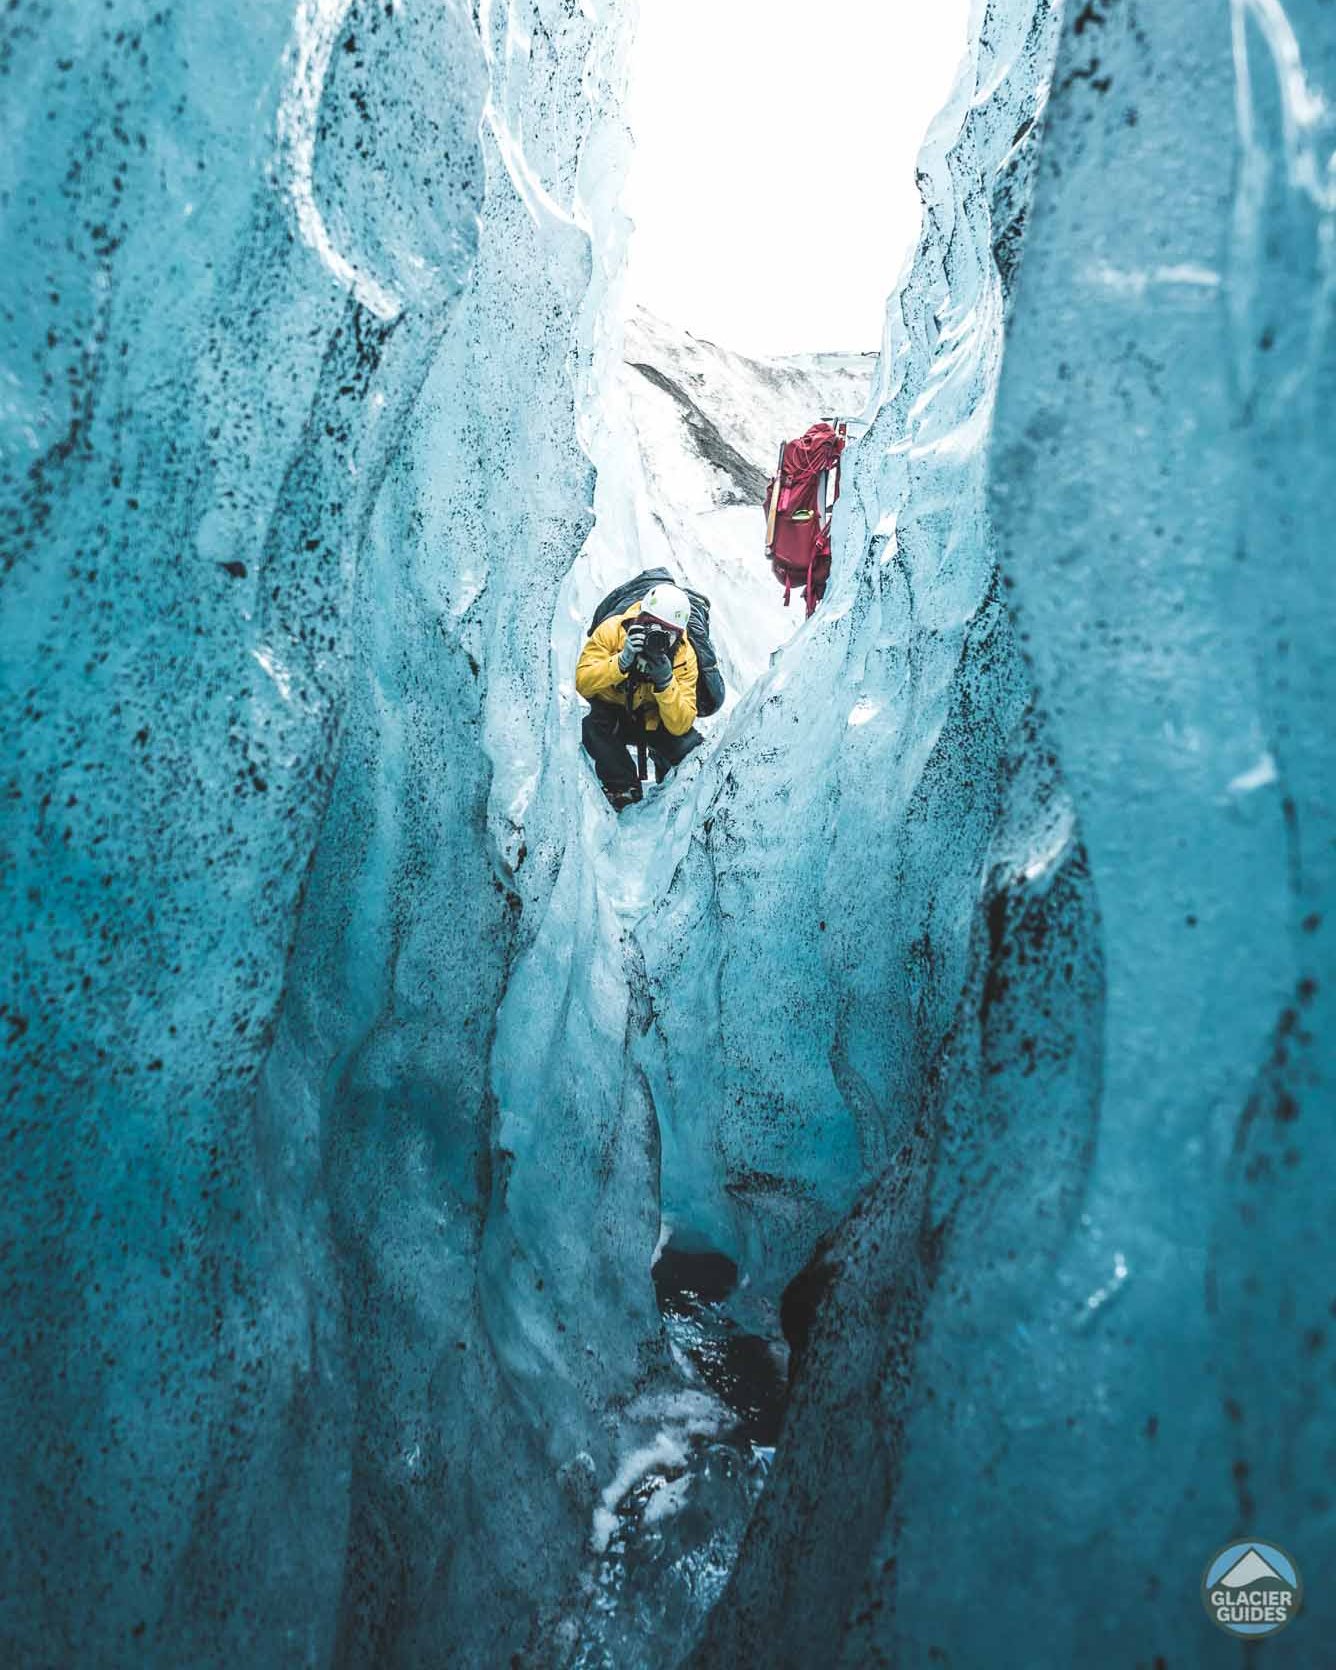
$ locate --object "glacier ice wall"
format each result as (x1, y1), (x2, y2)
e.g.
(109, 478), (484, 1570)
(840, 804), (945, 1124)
(2, 1), (485, 1659)
(253, 6), (658, 1661)
(670, 1), (1336, 1666)
(976, 0), (1336, 1655)
(1, 1), (653, 1663)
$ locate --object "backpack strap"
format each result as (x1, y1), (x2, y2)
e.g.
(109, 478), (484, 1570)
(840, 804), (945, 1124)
(765, 440), (787, 554)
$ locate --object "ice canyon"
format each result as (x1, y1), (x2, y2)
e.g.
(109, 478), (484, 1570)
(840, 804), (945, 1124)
(1, 0), (1332, 1665)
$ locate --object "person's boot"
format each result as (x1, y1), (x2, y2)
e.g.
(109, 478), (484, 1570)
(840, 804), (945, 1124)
(604, 782), (643, 813)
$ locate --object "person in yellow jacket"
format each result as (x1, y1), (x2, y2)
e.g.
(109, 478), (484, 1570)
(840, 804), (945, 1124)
(575, 580), (702, 809)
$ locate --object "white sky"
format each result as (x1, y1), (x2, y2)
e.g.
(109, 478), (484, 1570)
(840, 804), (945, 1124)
(622, 0), (971, 356)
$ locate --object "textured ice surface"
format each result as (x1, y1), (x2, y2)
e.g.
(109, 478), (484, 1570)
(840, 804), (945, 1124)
(681, 2), (1336, 1666)
(2, 2), (489, 1660)
(1, 1), (641, 1663)
(972, 0), (1335, 1655)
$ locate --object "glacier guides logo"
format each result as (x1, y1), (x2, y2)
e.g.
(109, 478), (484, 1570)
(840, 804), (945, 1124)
(1201, 1541), (1302, 1637)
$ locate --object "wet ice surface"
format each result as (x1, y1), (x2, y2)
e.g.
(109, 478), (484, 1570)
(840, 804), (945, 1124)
(569, 1247), (786, 1669)
(573, 1443), (773, 1670)
(652, 1247), (788, 1452)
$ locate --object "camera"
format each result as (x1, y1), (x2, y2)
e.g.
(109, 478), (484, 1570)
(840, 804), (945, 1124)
(639, 624), (674, 662)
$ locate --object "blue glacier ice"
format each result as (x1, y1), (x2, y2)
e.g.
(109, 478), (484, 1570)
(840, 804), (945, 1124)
(3, 1), (641, 1661)
(2, 0), (1333, 1665)
(675, 2), (1335, 1665)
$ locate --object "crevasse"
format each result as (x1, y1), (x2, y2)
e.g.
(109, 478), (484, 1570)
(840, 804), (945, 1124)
(3, 0), (1333, 1667)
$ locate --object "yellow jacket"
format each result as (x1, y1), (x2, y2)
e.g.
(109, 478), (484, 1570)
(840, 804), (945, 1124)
(575, 602), (699, 736)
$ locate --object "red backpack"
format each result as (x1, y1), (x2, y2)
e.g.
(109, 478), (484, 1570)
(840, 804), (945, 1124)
(763, 421), (848, 616)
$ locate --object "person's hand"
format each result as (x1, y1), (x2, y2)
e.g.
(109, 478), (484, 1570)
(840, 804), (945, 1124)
(617, 622), (647, 673)
(643, 647), (674, 691)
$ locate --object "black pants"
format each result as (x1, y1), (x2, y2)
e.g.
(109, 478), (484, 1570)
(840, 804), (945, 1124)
(581, 698), (703, 790)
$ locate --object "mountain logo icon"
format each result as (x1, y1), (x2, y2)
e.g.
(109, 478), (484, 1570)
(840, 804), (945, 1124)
(1220, 1548), (1283, 1588)
(1202, 1540), (1302, 1638)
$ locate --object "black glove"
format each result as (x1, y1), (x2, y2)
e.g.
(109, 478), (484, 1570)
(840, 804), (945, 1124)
(617, 623), (647, 673)
(642, 648), (674, 691)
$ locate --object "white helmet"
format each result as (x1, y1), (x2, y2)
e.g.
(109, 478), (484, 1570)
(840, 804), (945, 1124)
(639, 581), (691, 635)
